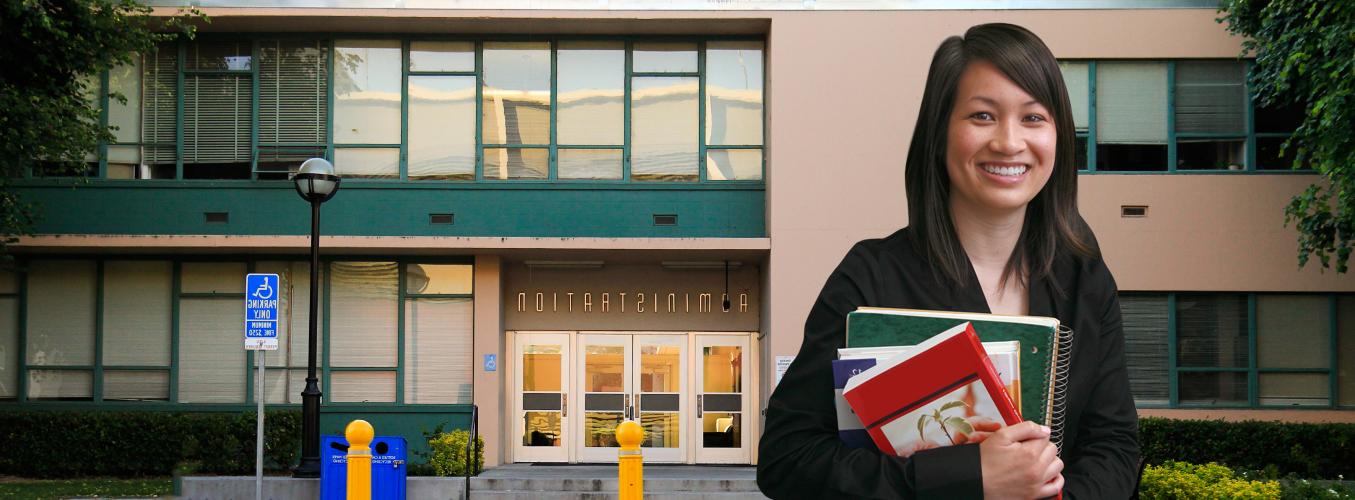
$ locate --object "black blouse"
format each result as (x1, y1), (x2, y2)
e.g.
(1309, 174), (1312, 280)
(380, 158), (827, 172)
(757, 227), (1139, 499)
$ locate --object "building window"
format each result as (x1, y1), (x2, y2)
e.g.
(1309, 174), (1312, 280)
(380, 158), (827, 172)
(404, 263), (474, 404)
(0, 270), (17, 400)
(1096, 62), (1169, 171)
(1121, 293), (1168, 406)
(4, 258), (470, 407)
(178, 262), (248, 403)
(26, 260), (97, 401)
(329, 262), (399, 403)
(80, 36), (764, 184)
(257, 40), (329, 180)
(102, 261), (172, 401)
(1121, 292), (1351, 408)
(1058, 58), (1313, 174)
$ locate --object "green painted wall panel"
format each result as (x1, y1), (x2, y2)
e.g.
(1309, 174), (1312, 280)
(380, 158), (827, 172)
(15, 184), (765, 238)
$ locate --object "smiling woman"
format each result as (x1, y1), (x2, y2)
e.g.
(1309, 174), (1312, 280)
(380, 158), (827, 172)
(758, 23), (1139, 500)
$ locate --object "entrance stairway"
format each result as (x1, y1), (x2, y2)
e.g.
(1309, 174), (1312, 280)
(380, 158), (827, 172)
(468, 464), (769, 499)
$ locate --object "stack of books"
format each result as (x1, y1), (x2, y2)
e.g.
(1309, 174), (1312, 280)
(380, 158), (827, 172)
(833, 308), (1073, 457)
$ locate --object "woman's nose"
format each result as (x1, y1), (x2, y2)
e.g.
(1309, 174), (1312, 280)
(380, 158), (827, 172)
(988, 121), (1026, 156)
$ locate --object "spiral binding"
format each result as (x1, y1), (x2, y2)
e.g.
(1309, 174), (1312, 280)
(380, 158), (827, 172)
(1048, 324), (1075, 453)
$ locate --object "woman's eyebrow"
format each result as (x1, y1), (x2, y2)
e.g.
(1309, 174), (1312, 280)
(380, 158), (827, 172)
(966, 95), (1042, 107)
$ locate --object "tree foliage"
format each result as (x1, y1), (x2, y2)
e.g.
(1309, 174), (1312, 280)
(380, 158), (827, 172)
(0, 0), (198, 259)
(1219, 1), (1355, 273)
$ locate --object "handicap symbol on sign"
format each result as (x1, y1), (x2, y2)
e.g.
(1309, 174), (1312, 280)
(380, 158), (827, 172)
(253, 279), (274, 300)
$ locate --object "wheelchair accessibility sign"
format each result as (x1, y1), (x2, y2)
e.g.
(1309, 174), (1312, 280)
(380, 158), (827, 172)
(244, 273), (280, 351)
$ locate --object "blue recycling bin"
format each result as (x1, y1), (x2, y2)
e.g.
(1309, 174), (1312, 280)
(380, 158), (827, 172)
(320, 435), (407, 500)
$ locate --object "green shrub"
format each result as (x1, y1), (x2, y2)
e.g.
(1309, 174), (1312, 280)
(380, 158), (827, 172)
(1139, 418), (1355, 479)
(1139, 461), (1281, 500)
(427, 429), (484, 477)
(0, 410), (301, 478)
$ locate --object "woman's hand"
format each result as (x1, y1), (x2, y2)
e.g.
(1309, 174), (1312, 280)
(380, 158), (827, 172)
(954, 417), (1003, 445)
(979, 421), (1064, 500)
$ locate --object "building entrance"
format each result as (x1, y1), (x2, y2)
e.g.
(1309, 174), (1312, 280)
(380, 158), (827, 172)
(511, 331), (753, 464)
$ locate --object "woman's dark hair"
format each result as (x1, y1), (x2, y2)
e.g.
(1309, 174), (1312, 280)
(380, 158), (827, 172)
(904, 22), (1098, 295)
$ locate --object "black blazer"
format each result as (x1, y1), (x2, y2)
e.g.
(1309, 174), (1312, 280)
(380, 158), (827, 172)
(757, 227), (1140, 499)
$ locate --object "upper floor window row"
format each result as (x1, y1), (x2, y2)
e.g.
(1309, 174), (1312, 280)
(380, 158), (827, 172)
(82, 38), (765, 183)
(1058, 60), (1305, 173)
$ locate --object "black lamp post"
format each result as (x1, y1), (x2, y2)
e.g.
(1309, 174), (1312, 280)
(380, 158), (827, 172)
(292, 158), (340, 478)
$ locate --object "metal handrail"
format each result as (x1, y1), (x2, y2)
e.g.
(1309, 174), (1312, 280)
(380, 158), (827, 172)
(465, 404), (479, 499)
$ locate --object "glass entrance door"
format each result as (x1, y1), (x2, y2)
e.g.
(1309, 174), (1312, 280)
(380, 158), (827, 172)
(513, 332), (570, 462)
(575, 333), (688, 463)
(634, 334), (687, 463)
(693, 334), (751, 464)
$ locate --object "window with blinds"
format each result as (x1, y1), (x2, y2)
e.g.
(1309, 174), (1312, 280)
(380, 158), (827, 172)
(1096, 62), (1168, 171)
(141, 43), (179, 175)
(1175, 61), (1246, 170)
(1121, 293), (1169, 406)
(182, 41), (253, 180)
(0, 270), (16, 400)
(1176, 293), (1249, 405)
(404, 263), (474, 404)
(102, 261), (172, 401)
(258, 40), (329, 179)
(26, 261), (97, 400)
(329, 262), (398, 403)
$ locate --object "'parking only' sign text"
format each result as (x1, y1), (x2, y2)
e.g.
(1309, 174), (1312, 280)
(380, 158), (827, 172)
(245, 274), (280, 351)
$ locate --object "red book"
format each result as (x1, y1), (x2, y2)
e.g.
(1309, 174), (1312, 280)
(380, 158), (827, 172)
(842, 321), (1022, 458)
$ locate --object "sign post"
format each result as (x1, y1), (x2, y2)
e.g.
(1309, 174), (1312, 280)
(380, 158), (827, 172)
(245, 273), (280, 500)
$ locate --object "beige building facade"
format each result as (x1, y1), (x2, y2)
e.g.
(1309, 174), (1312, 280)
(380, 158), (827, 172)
(7, 3), (1351, 469)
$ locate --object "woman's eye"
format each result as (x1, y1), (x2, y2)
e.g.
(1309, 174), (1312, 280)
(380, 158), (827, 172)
(1024, 114), (1048, 123)
(969, 112), (994, 121)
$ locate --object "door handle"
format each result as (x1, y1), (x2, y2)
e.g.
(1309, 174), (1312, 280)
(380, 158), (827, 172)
(623, 393), (631, 419)
(697, 394), (703, 418)
(561, 393), (567, 418)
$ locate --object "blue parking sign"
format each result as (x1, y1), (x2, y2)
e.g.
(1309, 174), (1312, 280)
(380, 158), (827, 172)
(245, 274), (280, 350)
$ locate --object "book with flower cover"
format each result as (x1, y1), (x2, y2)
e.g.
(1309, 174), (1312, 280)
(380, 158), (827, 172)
(833, 341), (1020, 450)
(846, 306), (1073, 449)
(842, 322), (1021, 458)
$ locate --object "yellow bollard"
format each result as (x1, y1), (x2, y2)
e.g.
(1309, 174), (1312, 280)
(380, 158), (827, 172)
(346, 419), (374, 500)
(616, 420), (644, 500)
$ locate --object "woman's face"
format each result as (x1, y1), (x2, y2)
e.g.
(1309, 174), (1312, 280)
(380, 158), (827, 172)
(945, 60), (1057, 217)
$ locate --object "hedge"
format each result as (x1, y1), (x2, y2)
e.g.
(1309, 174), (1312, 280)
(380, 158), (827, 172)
(1139, 417), (1355, 479)
(0, 411), (300, 478)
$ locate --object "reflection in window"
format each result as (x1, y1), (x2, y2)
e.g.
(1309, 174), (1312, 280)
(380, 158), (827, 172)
(634, 42), (697, 73)
(485, 147), (547, 180)
(408, 75), (476, 180)
(632, 77), (698, 181)
(334, 148), (400, 179)
(409, 41), (474, 72)
(558, 149), (622, 180)
(705, 41), (763, 146)
(334, 40), (402, 145)
(558, 42), (624, 146)
(482, 42), (551, 146)
(707, 149), (762, 181)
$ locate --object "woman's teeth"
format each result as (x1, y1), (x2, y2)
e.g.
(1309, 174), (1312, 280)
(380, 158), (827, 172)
(983, 164), (1027, 176)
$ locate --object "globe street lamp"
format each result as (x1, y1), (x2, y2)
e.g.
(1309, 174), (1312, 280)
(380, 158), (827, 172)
(292, 158), (340, 478)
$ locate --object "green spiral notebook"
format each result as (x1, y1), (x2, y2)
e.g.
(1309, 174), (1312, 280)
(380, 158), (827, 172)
(845, 307), (1074, 449)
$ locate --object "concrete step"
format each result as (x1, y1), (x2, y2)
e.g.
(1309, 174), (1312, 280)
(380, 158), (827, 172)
(470, 477), (762, 493)
(468, 493), (768, 500)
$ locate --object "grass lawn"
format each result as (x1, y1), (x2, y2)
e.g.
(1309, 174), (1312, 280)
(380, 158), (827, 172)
(0, 477), (172, 499)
